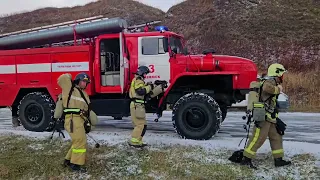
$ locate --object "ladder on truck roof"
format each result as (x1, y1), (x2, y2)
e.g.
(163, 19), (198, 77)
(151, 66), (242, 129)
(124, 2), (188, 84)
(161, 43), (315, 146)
(126, 20), (162, 32)
(0, 15), (162, 50)
(0, 17), (162, 38)
(0, 15), (109, 38)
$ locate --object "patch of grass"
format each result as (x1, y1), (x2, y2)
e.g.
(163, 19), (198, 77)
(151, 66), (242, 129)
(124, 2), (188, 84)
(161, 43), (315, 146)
(0, 135), (319, 180)
(284, 71), (320, 112)
(0, 136), (253, 180)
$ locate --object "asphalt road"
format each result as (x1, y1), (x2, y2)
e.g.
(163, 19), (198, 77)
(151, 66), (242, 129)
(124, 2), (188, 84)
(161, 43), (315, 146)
(0, 108), (319, 144)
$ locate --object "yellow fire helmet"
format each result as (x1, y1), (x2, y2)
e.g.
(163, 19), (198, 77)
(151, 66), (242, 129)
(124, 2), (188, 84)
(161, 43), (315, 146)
(267, 63), (287, 77)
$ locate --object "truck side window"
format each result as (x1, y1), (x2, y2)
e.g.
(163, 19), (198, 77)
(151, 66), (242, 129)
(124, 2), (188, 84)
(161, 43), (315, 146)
(141, 37), (166, 55)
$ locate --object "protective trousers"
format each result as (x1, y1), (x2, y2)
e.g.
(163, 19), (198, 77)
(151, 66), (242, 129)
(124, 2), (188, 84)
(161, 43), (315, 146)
(130, 101), (147, 145)
(64, 114), (87, 165)
(243, 121), (284, 159)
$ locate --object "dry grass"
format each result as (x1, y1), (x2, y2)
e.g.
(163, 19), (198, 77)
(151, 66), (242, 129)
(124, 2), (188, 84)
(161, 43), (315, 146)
(257, 70), (320, 112)
(0, 135), (254, 180)
(0, 0), (319, 112)
(284, 71), (320, 112)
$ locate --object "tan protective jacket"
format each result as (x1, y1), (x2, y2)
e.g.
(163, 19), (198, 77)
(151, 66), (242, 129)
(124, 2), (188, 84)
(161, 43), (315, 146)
(260, 78), (281, 123)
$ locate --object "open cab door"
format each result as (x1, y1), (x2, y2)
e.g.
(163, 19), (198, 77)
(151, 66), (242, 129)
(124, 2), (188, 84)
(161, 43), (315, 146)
(119, 32), (129, 93)
(94, 32), (129, 94)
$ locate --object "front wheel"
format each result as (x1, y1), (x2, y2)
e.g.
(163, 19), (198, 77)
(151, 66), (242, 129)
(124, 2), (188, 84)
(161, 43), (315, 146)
(172, 92), (222, 140)
(18, 92), (55, 132)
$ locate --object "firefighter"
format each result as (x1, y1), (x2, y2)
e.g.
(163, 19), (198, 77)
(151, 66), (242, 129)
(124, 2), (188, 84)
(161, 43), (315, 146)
(241, 63), (292, 169)
(57, 72), (91, 172)
(128, 65), (155, 148)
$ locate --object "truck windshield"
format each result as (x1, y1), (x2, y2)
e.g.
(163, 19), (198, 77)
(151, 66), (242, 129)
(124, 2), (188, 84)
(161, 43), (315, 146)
(163, 36), (183, 54)
(169, 36), (183, 54)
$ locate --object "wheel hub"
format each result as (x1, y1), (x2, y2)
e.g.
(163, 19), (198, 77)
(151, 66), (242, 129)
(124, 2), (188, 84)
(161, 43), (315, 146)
(183, 107), (208, 130)
(25, 103), (43, 123)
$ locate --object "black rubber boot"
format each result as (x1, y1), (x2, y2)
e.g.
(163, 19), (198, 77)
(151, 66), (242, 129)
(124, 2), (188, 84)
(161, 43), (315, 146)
(69, 163), (87, 173)
(63, 159), (70, 167)
(240, 156), (257, 169)
(128, 142), (148, 148)
(274, 158), (292, 167)
(228, 149), (244, 163)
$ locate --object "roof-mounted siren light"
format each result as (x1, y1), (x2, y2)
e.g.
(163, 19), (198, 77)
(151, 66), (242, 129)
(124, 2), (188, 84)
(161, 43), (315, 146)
(155, 26), (169, 33)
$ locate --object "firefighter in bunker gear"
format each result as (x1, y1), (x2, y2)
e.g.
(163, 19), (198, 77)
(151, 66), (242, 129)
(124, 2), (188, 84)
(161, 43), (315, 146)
(241, 63), (292, 169)
(128, 65), (164, 147)
(58, 72), (91, 172)
(54, 93), (98, 129)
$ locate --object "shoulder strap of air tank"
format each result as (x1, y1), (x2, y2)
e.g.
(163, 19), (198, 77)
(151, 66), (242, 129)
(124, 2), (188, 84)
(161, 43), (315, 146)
(66, 83), (76, 108)
(74, 87), (92, 123)
(75, 87), (91, 112)
(258, 79), (275, 103)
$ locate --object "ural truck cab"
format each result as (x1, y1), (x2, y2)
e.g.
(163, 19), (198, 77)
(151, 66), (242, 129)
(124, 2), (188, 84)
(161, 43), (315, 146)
(0, 16), (258, 140)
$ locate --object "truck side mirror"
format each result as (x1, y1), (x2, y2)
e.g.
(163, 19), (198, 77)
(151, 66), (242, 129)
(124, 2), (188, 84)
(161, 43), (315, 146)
(163, 38), (169, 52)
(172, 47), (178, 54)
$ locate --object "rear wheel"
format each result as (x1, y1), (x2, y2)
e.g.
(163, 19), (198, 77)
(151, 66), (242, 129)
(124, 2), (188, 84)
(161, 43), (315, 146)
(18, 92), (55, 132)
(172, 92), (222, 140)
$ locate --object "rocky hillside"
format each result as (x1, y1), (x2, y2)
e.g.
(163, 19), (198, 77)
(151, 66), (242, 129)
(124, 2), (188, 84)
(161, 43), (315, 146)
(163, 0), (320, 71)
(0, 0), (164, 34)
(0, 0), (319, 111)
(1, 0), (318, 71)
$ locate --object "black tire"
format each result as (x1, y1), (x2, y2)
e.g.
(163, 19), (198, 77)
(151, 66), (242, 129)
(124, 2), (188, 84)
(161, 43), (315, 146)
(172, 92), (223, 140)
(17, 92), (55, 132)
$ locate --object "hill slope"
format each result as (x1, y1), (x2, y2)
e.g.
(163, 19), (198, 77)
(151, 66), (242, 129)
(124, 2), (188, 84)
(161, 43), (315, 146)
(0, 0), (319, 111)
(164, 0), (320, 71)
(0, 0), (164, 34)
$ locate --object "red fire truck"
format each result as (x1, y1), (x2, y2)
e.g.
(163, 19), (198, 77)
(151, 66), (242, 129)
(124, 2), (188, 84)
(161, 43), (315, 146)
(0, 15), (258, 140)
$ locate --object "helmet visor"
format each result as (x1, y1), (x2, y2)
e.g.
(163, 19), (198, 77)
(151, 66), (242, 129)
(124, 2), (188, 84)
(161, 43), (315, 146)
(82, 77), (90, 83)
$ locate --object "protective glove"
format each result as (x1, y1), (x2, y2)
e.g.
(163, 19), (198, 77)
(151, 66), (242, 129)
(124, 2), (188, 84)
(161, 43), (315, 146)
(84, 120), (91, 134)
(146, 82), (154, 90)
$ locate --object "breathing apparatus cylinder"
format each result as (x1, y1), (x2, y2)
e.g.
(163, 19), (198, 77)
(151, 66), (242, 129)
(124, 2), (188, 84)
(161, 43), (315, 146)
(247, 80), (267, 122)
(247, 81), (261, 112)
(54, 93), (64, 119)
(89, 110), (98, 126)
(150, 85), (164, 98)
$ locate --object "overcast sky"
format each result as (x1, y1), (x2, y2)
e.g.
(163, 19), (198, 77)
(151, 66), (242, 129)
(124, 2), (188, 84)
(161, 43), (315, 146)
(0, 0), (185, 15)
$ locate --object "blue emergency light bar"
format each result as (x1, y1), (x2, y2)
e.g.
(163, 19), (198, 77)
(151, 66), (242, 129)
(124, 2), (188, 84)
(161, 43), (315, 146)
(155, 26), (169, 32)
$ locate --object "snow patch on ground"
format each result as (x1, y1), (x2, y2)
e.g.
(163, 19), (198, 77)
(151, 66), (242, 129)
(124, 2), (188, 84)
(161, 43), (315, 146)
(28, 143), (44, 151)
(147, 171), (166, 180)
(1, 128), (320, 158)
(1, 130), (319, 179)
(1, 111), (320, 179)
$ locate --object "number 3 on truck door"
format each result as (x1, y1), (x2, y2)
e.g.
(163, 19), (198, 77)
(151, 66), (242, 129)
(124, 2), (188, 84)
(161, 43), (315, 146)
(149, 64), (155, 73)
